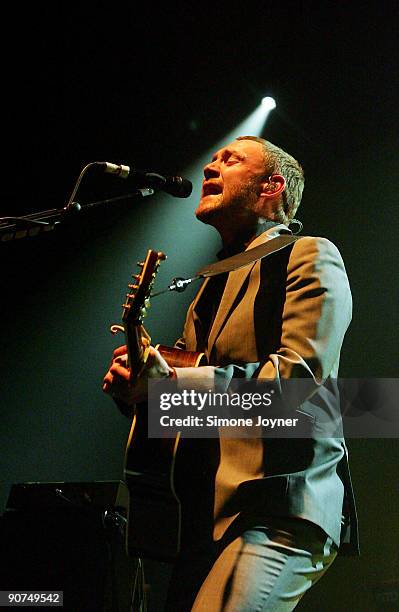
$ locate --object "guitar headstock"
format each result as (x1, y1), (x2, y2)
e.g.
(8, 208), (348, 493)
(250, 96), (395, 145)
(122, 249), (166, 325)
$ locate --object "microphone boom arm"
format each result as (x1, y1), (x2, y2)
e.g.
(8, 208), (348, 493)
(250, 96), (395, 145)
(0, 191), (153, 243)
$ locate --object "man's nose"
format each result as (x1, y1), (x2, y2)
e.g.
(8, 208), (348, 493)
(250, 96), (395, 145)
(203, 161), (220, 179)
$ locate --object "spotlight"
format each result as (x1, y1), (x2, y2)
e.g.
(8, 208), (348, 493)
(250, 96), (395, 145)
(261, 96), (276, 110)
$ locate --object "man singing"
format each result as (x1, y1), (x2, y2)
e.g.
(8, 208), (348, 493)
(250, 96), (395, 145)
(103, 136), (357, 611)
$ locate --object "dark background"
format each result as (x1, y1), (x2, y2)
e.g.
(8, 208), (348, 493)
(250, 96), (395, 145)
(1, 2), (398, 610)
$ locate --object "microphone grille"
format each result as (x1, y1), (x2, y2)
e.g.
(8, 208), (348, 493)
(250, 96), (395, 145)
(172, 176), (193, 198)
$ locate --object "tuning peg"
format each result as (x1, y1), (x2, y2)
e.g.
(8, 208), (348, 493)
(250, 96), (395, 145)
(137, 261), (145, 267)
(128, 284), (139, 290)
(132, 274), (141, 280)
(157, 251), (167, 260)
(122, 302), (131, 309)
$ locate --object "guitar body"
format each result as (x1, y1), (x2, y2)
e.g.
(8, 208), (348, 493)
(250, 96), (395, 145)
(123, 342), (207, 561)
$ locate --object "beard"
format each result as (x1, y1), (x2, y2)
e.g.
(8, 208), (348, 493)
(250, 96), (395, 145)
(196, 177), (261, 227)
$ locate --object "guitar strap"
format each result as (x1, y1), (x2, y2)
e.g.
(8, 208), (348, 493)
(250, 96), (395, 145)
(153, 234), (300, 297)
(197, 234), (299, 278)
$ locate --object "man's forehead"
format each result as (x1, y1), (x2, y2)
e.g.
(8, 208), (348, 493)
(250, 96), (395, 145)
(211, 139), (263, 159)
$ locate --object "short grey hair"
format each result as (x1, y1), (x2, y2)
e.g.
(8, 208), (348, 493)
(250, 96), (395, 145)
(236, 136), (304, 223)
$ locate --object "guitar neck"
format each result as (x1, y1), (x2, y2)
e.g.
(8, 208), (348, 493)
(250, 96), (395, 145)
(125, 323), (145, 381)
(121, 249), (165, 380)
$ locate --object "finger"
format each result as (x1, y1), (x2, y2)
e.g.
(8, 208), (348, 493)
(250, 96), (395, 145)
(102, 368), (114, 392)
(110, 363), (131, 381)
(115, 354), (128, 367)
(103, 363), (129, 387)
(144, 346), (157, 368)
(112, 345), (128, 358)
(103, 370), (113, 383)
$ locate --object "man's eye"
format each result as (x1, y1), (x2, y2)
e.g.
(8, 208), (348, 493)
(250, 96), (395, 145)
(226, 157), (240, 165)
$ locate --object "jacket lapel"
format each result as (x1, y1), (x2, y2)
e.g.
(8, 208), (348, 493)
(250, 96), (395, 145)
(206, 262), (256, 355)
(185, 277), (211, 350)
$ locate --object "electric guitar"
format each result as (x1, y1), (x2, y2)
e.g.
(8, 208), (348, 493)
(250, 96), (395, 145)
(111, 249), (206, 561)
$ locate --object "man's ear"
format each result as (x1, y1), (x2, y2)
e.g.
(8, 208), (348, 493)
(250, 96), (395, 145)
(260, 174), (286, 198)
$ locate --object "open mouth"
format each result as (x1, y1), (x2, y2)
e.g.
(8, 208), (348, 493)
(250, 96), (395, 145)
(202, 182), (223, 196)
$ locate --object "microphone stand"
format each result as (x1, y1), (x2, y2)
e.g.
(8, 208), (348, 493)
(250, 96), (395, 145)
(0, 189), (153, 243)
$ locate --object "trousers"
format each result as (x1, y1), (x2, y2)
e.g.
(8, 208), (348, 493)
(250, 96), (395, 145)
(165, 518), (338, 611)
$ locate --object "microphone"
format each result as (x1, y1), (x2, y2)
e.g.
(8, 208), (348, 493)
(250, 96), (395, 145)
(101, 161), (130, 178)
(99, 162), (193, 198)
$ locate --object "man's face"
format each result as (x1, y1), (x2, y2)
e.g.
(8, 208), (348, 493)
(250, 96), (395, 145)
(195, 139), (267, 226)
